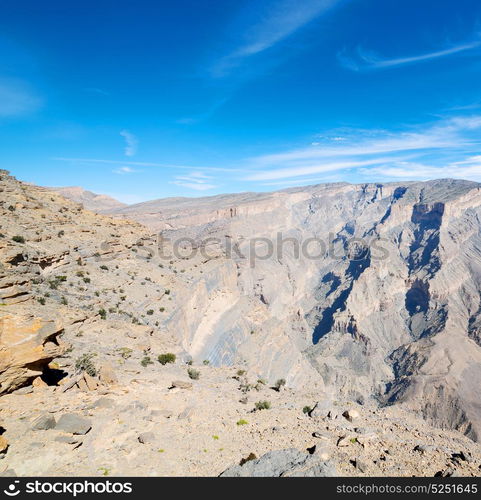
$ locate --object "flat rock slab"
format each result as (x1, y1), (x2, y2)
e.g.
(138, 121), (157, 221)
(55, 414), (92, 435)
(31, 414), (56, 431)
(220, 448), (337, 477)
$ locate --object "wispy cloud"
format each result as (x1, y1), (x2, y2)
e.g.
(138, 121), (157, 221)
(339, 35), (481, 71)
(360, 156), (481, 181)
(176, 97), (230, 125)
(243, 116), (481, 182)
(113, 166), (139, 175)
(213, 0), (342, 77)
(171, 171), (218, 191)
(51, 157), (240, 173)
(120, 129), (138, 157)
(0, 78), (42, 117)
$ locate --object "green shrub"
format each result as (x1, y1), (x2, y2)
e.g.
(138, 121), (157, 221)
(164, 289), (170, 295)
(12, 235), (25, 244)
(159, 307), (165, 312)
(146, 309), (154, 315)
(98, 308), (107, 320)
(37, 297), (46, 305)
(61, 296), (68, 305)
(141, 356), (153, 367)
(255, 400), (271, 411)
(100, 265), (108, 271)
(75, 353), (97, 376)
(118, 347), (133, 359)
(303, 406), (312, 414)
(236, 419), (248, 426)
(158, 353), (176, 365)
(274, 378), (286, 391)
(203, 359), (210, 366)
(187, 368), (200, 380)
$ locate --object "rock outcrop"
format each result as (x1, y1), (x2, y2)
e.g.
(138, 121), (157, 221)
(0, 313), (64, 393)
(220, 448), (337, 477)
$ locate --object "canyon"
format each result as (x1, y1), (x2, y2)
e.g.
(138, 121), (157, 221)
(1, 170), (481, 476)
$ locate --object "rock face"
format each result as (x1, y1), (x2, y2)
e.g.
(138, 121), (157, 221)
(1, 167), (481, 478)
(105, 178), (481, 442)
(50, 187), (126, 212)
(0, 313), (64, 393)
(220, 449), (337, 477)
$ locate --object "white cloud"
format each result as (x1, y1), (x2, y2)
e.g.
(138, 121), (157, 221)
(52, 157), (239, 172)
(360, 157), (481, 181)
(243, 116), (481, 181)
(171, 171), (218, 191)
(246, 157), (394, 181)
(339, 35), (481, 71)
(113, 166), (139, 175)
(120, 129), (138, 157)
(213, 0), (342, 76)
(0, 78), (42, 117)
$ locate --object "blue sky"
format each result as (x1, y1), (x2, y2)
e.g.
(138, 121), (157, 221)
(1, 0), (481, 203)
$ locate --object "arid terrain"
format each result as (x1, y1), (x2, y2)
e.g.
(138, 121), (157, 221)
(1, 170), (481, 477)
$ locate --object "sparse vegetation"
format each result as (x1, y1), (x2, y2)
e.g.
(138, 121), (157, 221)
(12, 235), (25, 244)
(98, 308), (107, 320)
(158, 353), (176, 365)
(187, 368), (200, 380)
(303, 406), (312, 414)
(274, 378), (286, 391)
(146, 309), (154, 315)
(37, 297), (46, 305)
(118, 347), (133, 359)
(255, 400), (271, 410)
(236, 419), (248, 426)
(75, 353), (97, 377)
(141, 356), (153, 367)
(203, 359), (210, 366)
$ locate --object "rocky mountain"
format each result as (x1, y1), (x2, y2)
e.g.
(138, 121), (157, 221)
(1, 169), (481, 476)
(105, 178), (481, 443)
(51, 186), (126, 212)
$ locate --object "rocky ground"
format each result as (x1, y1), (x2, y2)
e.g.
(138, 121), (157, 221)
(1, 169), (481, 477)
(1, 360), (481, 477)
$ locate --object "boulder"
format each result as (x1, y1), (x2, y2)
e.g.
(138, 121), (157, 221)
(55, 414), (92, 435)
(32, 377), (48, 389)
(0, 436), (9, 453)
(83, 373), (98, 391)
(343, 409), (360, 422)
(309, 400), (337, 419)
(220, 448), (337, 477)
(0, 313), (64, 394)
(138, 432), (156, 444)
(31, 414), (56, 431)
(170, 380), (193, 390)
(98, 363), (117, 386)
